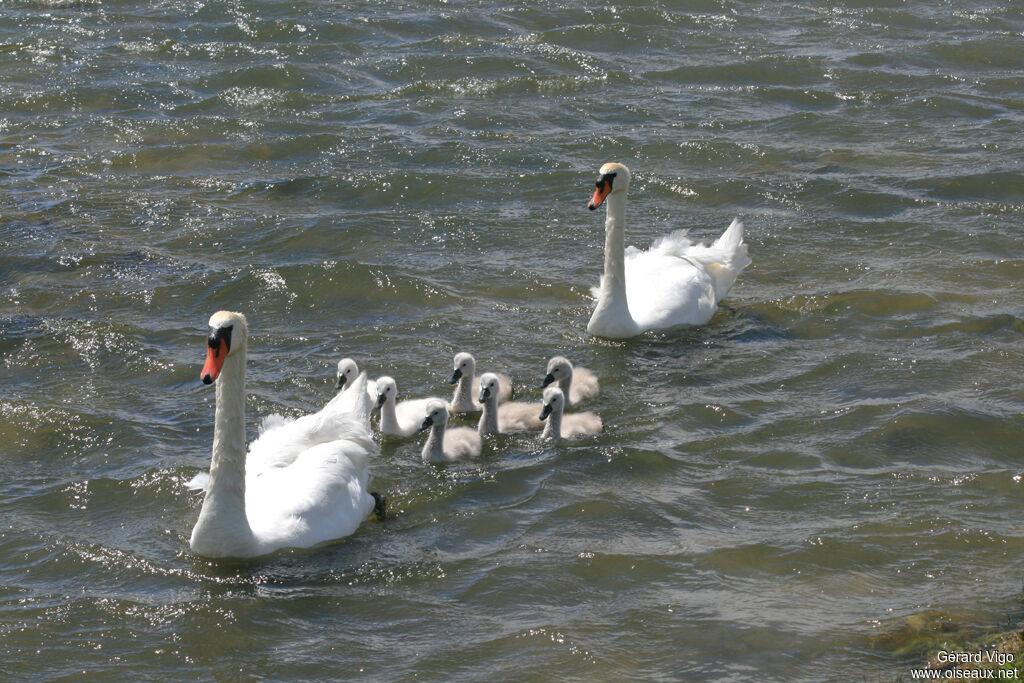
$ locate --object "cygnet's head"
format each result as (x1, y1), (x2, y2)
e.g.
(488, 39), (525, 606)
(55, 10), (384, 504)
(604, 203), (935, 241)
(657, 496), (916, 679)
(540, 386), (565, 420)
(201, 311), (248, 384)
(374, 376), (398, 408)
(541, 356), (573, 388)
(478, 372), (501, 404)
(420, 399), (450, 431)
(336, 358), (359, 390)
(450, 352), (476, 385)
(588, 162), (631, 210)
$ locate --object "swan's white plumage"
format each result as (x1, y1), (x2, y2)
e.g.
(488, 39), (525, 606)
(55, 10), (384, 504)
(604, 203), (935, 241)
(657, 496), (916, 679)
(189, 311), (377, 559)
(420, 399), (482, 463)
(374, 376), (442, 439)
(586, 163), (750, 338)
(246, 376), (374, 474)
(540, 387), (602, 440)
(449, 352), (512, 413)
(542, 356), (599, 408)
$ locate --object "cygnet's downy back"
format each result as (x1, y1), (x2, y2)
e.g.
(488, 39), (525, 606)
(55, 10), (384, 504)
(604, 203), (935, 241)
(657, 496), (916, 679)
(540, 387), (602, 440)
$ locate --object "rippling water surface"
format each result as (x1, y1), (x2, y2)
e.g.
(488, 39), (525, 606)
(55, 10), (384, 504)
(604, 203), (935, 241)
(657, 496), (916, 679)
(2, 1), (1023, 680)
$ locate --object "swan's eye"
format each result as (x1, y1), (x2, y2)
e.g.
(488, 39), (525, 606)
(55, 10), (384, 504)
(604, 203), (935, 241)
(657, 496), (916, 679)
(207, 324), (233, 355)
(596, 171), (616, 192)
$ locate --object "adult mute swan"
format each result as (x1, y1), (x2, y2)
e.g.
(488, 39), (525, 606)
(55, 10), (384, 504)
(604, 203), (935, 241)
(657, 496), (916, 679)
(541, 356), (599, 408)
(190, 311), (378, 559)
(449, 352), (512, 413)
(539, 387), (602, 440)
(586, 163), (751, 339)
(374, 376), (443, 439)
(477, 373), (544, 435)
(420, 399), (482, 463)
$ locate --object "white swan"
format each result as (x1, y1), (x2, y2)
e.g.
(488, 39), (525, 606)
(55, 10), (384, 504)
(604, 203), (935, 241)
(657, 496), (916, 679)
(420, 399), (482, 463)
(449, 352), (512, 413)
(190, 311), (378, 559)
(586, 162), (751, 339)
(540, 387), (602, 440)
(541, 356), (599, 408)
(477, 372), (544, 435)
(335, 358), (377, 402)
(374, 376), (441, 439)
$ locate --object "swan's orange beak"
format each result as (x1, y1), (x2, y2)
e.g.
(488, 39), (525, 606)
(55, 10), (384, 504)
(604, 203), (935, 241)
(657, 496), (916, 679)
(589, 182), (611, 210)
(201, 339), (228, 384)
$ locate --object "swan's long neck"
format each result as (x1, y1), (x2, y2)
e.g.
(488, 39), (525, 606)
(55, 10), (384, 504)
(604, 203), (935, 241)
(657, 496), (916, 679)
(558, 374), (573, 408)
(588, 192), (639, 337)
(380, 396), (399, 434)
(478, 393), (499, 435)
(191, 349), (256, 555)
(452, 373), (476, 412)
(422, 424), (446, 462)
(601, 193), (629, 301)
(541, 405), (562, 440)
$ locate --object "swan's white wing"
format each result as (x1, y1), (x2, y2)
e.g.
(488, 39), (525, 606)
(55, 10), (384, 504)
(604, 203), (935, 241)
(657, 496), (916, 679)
(246, 373), (375, 475)
(246, 438), (375, 551)
(623, 238), (718, 330)
(258, 413), (291, 436)
(311, 372), (375, 446)
(246, 412), (319, 474)
(185, 471), (210, 491)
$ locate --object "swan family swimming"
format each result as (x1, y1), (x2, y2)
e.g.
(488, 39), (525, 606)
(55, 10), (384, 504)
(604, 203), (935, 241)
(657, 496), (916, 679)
(187, 162), (749, 558)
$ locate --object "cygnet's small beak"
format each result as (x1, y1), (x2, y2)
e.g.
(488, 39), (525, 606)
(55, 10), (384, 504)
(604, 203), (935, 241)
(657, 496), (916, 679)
(541, 373), (555, 388)
(449, 368), (462, 385)
(478, 386), (491, 403)
(336, 376), (347, 391)
(539, 404), (553, 421)
(419, 416), (434, 431)
(375, 393), (387, 409)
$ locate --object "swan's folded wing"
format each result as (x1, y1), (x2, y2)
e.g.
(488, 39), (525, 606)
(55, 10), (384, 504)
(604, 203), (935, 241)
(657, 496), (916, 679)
(247, 373), (377, 476)
(314, 372), (375, 443)
(247, 412), (320, 474)
(246, 438), (375, 550)
(624, 246), (717, 330)
(257, 413), (292, 436)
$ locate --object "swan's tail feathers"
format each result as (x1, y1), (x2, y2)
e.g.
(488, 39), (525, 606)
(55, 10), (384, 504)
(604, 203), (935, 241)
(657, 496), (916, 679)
(698, 218), (751, 301)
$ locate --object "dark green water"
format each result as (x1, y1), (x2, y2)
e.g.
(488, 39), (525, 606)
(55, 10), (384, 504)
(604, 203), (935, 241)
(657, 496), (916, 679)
(1, 1), (1023, 680)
